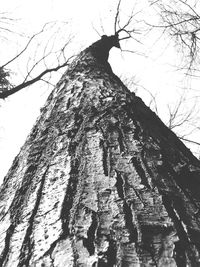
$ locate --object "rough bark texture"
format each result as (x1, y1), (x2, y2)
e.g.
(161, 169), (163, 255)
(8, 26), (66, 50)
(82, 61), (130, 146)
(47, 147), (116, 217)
(0, 36), (200, 267)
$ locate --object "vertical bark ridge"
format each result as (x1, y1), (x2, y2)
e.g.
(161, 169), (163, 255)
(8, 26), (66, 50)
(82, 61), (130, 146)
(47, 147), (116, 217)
(18, 166), (50, 267)
(0, 224), (15, 266)
(0, 119), (51, 266)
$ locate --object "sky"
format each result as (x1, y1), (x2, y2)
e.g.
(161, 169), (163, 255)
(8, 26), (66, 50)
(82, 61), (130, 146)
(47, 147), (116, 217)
(0, 0), (200, 183)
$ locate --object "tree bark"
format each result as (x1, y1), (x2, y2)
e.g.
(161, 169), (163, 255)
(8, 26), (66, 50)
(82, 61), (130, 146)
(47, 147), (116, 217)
(0, 36), (200, 267)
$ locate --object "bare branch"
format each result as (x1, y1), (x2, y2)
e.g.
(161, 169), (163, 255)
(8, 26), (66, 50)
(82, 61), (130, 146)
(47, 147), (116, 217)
(91, 23), (101, 37)
(0, 57), (74, 99)
(178, 136), (200, 146)
(1, 22), (57, 69)
(114, 0), (122, 33)
(0, 19), (75, 98)
(150, 0), (200, 71)
(112, 0), (144, 46)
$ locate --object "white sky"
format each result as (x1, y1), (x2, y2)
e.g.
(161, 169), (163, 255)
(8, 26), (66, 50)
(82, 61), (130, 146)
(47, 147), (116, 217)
(0, 0), (200, 183)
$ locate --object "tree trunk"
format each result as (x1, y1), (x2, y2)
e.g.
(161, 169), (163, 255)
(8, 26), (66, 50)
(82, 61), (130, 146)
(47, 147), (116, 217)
(0, 36), (200, 267)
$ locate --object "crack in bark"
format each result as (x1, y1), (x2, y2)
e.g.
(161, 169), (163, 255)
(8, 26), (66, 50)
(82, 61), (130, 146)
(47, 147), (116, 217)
(17, 166), (50, 267)
(174, 240), (187, 267)
(162, 155), (200, 211)
(162, 195), (198, 266)
(115, 170), (125, 199)
(115, 118), (127, 153)
(131, 156), (151, 189)
(49, 250), (55, 267)
(99, 139), (109, 176)
(0, 224), (15, 266)
(60, 158), (79, 237)
(40, 239), (58, 262)
(123, 202), (138, 243)
(67, 107), (83, 140)
(98, 239), (117, 267)
(115, 171), (138, 243)
(117, 127), (126, 153)
(71, 237), (79, 267)
(83, 211), (98, 255)
(106, 239), (117, 266)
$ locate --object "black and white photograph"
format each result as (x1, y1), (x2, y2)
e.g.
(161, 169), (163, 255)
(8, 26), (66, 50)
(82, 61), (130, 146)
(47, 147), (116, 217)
(0, 0), (200, 266)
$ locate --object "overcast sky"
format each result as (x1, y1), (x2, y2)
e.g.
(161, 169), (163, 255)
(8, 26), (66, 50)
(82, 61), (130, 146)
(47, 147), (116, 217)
(0, 0), (199, 183)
